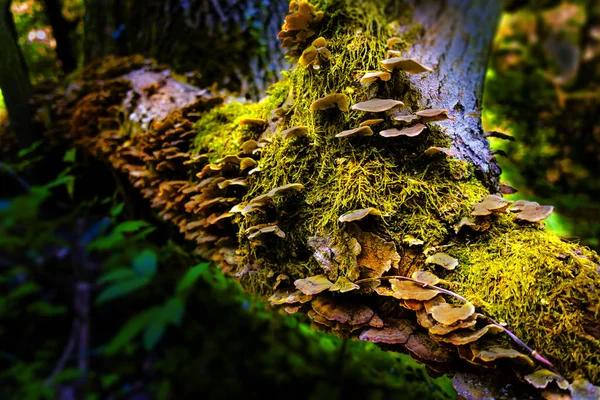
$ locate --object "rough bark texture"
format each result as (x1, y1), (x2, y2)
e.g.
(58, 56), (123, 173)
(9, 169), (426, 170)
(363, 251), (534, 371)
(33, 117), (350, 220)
(0, 0), (36, 147)
(403, 0), (503, 189)
(84, 0), (290, 98)
(38, 1), (600, 399)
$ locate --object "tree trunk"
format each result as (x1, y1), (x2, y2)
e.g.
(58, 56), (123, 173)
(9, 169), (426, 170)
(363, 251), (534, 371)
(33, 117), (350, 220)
(0, 0), (36, 148)
(42, 1), (600, 398)
(83, 0), (290, 99)
(41, 0), (78, 74)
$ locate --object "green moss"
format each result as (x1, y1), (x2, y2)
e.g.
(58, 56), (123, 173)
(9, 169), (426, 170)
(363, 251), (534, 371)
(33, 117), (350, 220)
(447, 218), (600, 383)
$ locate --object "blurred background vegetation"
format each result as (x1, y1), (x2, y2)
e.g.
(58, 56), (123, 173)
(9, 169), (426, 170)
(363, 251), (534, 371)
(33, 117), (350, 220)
(0, 0), (598, 398)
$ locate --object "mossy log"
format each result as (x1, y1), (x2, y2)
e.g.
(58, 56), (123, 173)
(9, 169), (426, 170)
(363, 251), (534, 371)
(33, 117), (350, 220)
(38, 1), (600, 399)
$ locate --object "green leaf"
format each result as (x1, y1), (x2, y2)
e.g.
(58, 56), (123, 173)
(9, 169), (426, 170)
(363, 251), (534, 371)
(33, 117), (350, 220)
(87, 232), (125, 250)
(43, 175), (74, 190)
(98, 268), (137, 284)
(114, 220), (150, 233)
(27, 301), (67, 316)
(143, 309), (166, 350)
(176, 262), (209, 294)
(7, 282), (40, 299)
(104, 308), (156, 354)
(63, 148), (76, 163)
(110, 203), (124, 217)
(132, 249), (157, 278)
(95, 277), (150, 304)
(163, 297), (184, 326)
(17, 140), (43, 158)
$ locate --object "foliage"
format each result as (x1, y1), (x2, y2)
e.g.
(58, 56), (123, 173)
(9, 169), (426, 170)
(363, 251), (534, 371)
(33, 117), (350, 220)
(0, 141), (455, 398)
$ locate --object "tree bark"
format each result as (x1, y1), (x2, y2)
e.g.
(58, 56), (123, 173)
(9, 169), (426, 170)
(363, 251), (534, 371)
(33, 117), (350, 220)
(83, 0), (290, 99)
(42, 1), (600, 398)
(41, 0), (78, 74)
(0, 0), (36, 148)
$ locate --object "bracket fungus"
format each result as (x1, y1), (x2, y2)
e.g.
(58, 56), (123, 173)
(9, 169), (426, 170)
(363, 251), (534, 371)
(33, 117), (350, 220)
(338, 207), (383, 222)
(311, 296), (374, 326)
(335, 126), (374, 138)
(380, 123), (426, 138)
(359, 71), (392, 85)
(310, 93), (350, 112)
(294, 275), (334, 295)
(281, 125), (309, 139)
(380, 57), (433, 74)
(392, 114), (419, 124)
(424, 147), (458, 157)
(512, 201), (554, 223)
(268, 288), (312, 305)
(246, 223), (286, 239)
(390, 279), (439, 301)
(472, 195), (513, 216)
(429, 302), (476, 325)
(351, 99), (404, 113)
(524, 369), (570, 391)
(358, 118), (384, 127)
(415, 109), (454, 123)
(359, 320), (413, 344)
(329, 276), (360, 293)
(426, 252), (459, 270)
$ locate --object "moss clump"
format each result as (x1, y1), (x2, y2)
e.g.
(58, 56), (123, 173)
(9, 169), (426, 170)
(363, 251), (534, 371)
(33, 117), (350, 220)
(447, 219), (600, 383)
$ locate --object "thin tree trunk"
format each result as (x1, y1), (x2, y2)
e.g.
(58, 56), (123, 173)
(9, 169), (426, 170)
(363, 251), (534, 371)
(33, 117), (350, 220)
(0, 0), (36, 148)
(41, 0), (78, 74)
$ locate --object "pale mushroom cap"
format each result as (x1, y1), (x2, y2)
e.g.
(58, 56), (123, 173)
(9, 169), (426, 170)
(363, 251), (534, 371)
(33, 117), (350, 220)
(380, 123), (426, 138)
(380, 57), (433, 73)
(351, 98), (404, 112)
(335, 126), (374, 138)
(359, 71), (392, 85)
(310, 93), (350, 112)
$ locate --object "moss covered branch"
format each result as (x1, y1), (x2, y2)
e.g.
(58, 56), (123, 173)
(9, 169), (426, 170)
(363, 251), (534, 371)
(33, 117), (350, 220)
(39, 1), (599, 399)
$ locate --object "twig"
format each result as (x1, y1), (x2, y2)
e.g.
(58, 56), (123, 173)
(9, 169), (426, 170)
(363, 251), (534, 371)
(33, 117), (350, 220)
(355, 275), (468, 302)
(356, 275), (553, 367)
(45, 320), (78, 386)
(0, 161), (31, 190)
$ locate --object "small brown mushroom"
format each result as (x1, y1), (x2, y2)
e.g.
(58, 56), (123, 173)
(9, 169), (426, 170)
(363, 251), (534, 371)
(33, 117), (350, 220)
(390, 279), (439, 301)
(352, 99), (404, 112)
(268, 288), (312, 305)
(311, 36), (327, 48)
(359, 118), (385, 127)
(411, 270), (440, 286)
(416, 109), (453, 122)
(424, 147), (458, 157)
(524, 369), (569, 390)
(312, 296), (374, 325)
(380, 57), (433, 73)
(335, 126), (374, 138)
(359, 320), (413, 344)
(393, 114), (419, 124)
(281, 126), (309, 139)
(387, 37), (401, 48)
(426, 252), (458, 270)
(239, 118), (267, 128)
(299, 45), (318, 66)
(405, 332), (454, 362)
(294, 275), (334, 295)
(514, 202), (554, 223)
(429, 302), (475, 325)
(246, 223), (286, 239)
(432, 324), (502, 345)
(311, 93), (350, 112)
(329, 276), (360, 293)
(380, 123), (426, 138)
(359, 71), (392, 85)
(338, 207), (383, 222)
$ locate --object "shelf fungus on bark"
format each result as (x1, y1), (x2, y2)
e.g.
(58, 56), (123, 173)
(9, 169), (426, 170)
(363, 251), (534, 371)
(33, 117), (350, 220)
(310, 93), (350, 112)
(392, 113), (419, 124)
(429, 302), (476, 325)
(239, 118), (267, 130)
(390, 279), (439, 301)
(335, 126), (374, 138)
(415, 109), (454, 123)
(359, 71), (392, 85)
(424, 147), (458, 157)
(245, 223), (286, 239)
(359, 319), (413, 344)
(278, 0), (324, 58)
(281, 125), (309, 139)
(524, 369), (570, 390)
(426, 252), (459, 270)
(311, 296), (374, 326)
(338, 207), (383, 222)
(358, 118), (384, 127)
(454, 217), (485, 234)
(268, 287), (312, 305)
(329, 276), (360, 293)
(471, 194), (513, 216)
(403, 235), (424, 246)
(380, 57), (433, 74)
(411, 270), (440, 286)
(510, 200), (554, 223)
(294, 274), (334, 295)
(380, 123), (426, 138)
(351, 99), (404, 112)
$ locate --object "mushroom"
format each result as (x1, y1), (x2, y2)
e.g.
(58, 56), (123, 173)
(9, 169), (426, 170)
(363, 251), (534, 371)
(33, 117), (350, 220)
(358, 119), (384, 127)
(359, 71), (392, 85)
(281, 125), (309, 139)
(294, 275), (334, 295)
(310, 93), (350, 112)
(380, 57), (433, 73)
(329, 276), (360, 293)
(425, 252), (458, 270)
(359, 320), (413, 344)
(429, 302), (476, 325)
(514, 202), (554, 223)
(423, 147), (458, 157)
(380, 123), (426, 138)
(390, 279), (439, 301)
(335, 126), (374, 138)
(338, 207), (382, 222)
(268, 287), (312, 305)
(416, 109), (453, 122)
(351, 99), (404, 112)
